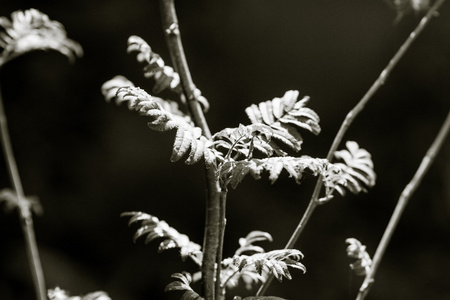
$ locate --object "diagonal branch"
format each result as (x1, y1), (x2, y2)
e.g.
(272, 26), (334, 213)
(356, 108), (450, 300)
(257, 0), (446, 295)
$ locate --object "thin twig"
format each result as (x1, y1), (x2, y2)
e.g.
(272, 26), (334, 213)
(0, 77), (46, 300)
(356, 108), (450, 300)
(159, 1), (222, 299)
(257, 1), (445, 295)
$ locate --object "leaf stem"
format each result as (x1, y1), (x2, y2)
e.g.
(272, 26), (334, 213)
(159, 1), (222, 299)
(257, 1), (445, 295)
(356, 108), (450, 300)
(0, 76), (46, 300)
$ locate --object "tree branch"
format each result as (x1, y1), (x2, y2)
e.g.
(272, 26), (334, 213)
(0, 75), (46, 300)
(357, 108), (450, 300)
(159, 1), (222, 299)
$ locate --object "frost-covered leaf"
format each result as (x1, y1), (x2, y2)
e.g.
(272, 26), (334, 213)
(245, 91), (320, 152)
(0, 9), (82, 65)
(330, 141), (376, 196)
(346, 238), (372, 276)
(122, 212), (202, 264)
(165, 272), (204, 300)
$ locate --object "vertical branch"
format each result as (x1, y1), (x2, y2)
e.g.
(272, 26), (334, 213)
(159, 1), (222, 299)
(215, 189), (227, 300)
(159, 0), (211, 138)
(356, 109), (450, 300)
(0, 79), (46, 300)
(257, 0), (446, 295)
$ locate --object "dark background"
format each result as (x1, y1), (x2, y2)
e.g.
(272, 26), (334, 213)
(1, 1), (450, 299)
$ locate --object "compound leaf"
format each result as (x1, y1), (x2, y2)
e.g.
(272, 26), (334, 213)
(122, 212), (202, 264)
(220, 156), (329, 188)
(332, 141), (376, 196)
(245, 91), (320, 152)
(101, 80), (218, 167)
(230, 249), (306, 283)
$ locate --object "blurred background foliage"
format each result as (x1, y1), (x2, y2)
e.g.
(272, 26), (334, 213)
(0, 0), (449, 299)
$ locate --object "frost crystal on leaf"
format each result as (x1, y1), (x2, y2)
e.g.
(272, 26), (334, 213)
(0, 9), (82, 65)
